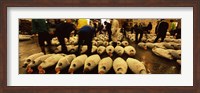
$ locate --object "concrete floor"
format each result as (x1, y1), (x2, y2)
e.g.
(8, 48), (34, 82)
(19, 37), (181, 74)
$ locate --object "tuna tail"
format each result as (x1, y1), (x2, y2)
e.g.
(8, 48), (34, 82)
(108, 53), (113, 57)
(68, 68), (74, 74)
(98, 70), (105, 74)
(26, 66), (33, 74)
(38, 66), (45, 74)
(83, 67), (90, 73)
(55, 68), (61, 74)
(144, 46), (147, 50)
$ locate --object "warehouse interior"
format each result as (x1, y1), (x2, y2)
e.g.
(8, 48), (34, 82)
(19, 18), (181, 74)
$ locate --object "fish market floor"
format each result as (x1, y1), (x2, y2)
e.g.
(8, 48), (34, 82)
(19, 38), (181, 74)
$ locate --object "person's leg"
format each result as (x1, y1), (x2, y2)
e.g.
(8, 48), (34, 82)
(38, 32), (46, 54)
(124, 30), (126, 37)
(45, 32), (54, 53)
(161, 34), (166, 42)
(135, 31), (138, 42)
(154, 35), (160, 43)
(76, 33), (84, 56)
(94, 29), (96, 37)
(58, 35), (68, 54)
(86, 39), (92, 56)
(108, 31), (112, 42)
(139, 31), (143, 42)
(145, 31), (148, 39)
(161, 36), (165, 42)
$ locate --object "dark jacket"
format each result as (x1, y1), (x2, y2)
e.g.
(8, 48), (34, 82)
(55, 22), (75, 39)
(147, 23), (152, 30)
(105, 23), (111, 32)
(32, 19), (48, 33)
(157, 21), (169, 37)
(78, 25), (95, 38)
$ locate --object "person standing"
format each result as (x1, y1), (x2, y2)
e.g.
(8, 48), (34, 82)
(146, 22), (152, 34)
(155, 21), (160, 35)
(97, 22), (104, 34)
(154, 19), (169, 43)
(32, 19), (53, 54)
(104, 21), (112, 41)
(76, 25), (95, 56)
(136, 23), (144, 43)
(55, 19), (76, 54)
(133, 22), (138, 42)
(122, 21), (128, 37)
(174, 21), (181, 39)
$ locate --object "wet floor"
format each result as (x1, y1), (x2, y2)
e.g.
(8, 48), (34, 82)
(19, 37), (181, 74)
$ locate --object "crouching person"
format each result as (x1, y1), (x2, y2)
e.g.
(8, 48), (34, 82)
(76, 25), (95, 56)
(55, 19), (76, 54)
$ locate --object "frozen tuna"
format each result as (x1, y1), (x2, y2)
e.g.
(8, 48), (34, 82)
(124, 46), (136, 57)
(152, 48), (173, 60)
(22, 52), (44, 68)
(122, 41), (129, 47)
(55, 54), (76, 74)
(97, 46), (106, 55)
(146, 42), (155, 49)
(138, 42), (147, 50)
(170, 50), (181, 59)
(106, 45), (115, 57)
(103, 41), (109, 47)
(113, 57), (128, 74)
(38, 54), (66, 74)
(126, 58), (147, 74)
(92, 46), (98, 53)
(67, 45), (78, 53)
(26, 54), (54, 73)
(83, 54), (101, 73)
(98, 57), (113, 74)
(114, 46), (124, 56)
(81, 45), (88, 54)
(68, 54), (87, 74)
(117, 41), (121, 46)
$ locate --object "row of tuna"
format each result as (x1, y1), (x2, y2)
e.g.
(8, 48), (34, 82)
(125, 32), (181, 65)
(23, 52), (150, 74)
(55, 45), (136, 57)
(152, 48), (181, 64)
(19, 34), (32, 41)
(47, 32), (125, 47)
(137, 42), (181, 50)
(126, 32), (181, 43)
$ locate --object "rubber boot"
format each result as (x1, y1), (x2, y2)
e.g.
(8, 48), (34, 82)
(40, 46), (46, 55)
(47, 46), (54, 53)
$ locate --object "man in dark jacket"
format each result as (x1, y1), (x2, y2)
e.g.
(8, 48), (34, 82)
(134, 22), (144, 43)
(154, 19), (169, 43)
(155, 21), (160, 35)
(146, 22), (152, 34)
(55, 19), (75, 54)
(97, 22), (104, 34)
(76, 25), (95, 56)
(32, 19), (52, 54)
(122, 21), (128, 37)
(104, 21), (112, 41)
